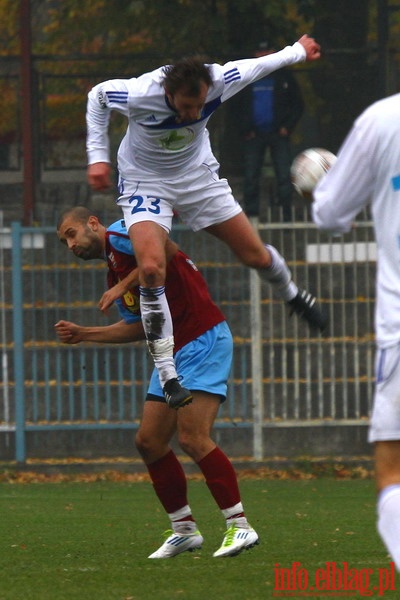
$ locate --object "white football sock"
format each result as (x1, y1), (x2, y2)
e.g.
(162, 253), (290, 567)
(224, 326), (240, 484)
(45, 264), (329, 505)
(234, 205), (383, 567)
(221, 502), (244, 520)
(139, 286), (177, 386)
(221, 502), (249, 528)
(258, 244), (298, 301)
(378, 484), (400, 569)
(172, 520), (198, 534)
(168, 505), (192, 521)
(168, 505), (197, 533)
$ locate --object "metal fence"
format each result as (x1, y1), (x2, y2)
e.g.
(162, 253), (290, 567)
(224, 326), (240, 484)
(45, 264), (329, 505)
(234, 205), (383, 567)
(0, 213), (376, 462)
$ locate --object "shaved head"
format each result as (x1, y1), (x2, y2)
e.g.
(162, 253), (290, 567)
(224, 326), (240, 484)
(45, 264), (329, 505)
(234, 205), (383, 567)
(56, 206), (98, 231)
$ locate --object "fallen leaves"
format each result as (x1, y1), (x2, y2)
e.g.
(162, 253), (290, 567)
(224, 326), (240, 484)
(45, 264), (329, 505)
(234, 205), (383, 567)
(0, 462), (373, 484)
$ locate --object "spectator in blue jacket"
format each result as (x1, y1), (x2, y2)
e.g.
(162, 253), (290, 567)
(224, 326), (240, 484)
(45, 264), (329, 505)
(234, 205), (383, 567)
(241, 41), (304, 221)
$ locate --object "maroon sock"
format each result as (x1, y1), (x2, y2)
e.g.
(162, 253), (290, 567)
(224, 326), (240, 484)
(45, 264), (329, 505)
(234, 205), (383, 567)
(147, 450), (188, 514)
(197, 446), (242, 511)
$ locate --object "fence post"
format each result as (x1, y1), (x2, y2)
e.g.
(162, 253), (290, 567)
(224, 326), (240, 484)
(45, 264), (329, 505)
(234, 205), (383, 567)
(249, 219), (264, 460)
(0, 211), (10, 433)
(12, 221), (26, 463)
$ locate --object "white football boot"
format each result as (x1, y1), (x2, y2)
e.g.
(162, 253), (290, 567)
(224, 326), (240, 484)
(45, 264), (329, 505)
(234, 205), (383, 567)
(213, 521), (259, 558)
(148, 529), (203, 559)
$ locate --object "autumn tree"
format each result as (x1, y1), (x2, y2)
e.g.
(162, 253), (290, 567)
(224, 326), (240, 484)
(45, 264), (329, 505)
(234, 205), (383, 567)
(0, 0), (394, 171)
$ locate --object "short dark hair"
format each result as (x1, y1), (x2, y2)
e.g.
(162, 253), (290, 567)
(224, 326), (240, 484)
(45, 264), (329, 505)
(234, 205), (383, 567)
(56, 206), (99, 231)
(161, 56), (213, 96)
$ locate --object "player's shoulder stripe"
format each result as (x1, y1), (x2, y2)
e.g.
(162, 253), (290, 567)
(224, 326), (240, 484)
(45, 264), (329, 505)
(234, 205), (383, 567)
(224, 67), (241, 83)
(106, 90), (128, 104)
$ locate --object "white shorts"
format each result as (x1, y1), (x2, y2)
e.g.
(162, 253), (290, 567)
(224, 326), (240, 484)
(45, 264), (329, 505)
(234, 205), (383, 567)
(369, 342), (400, 442)
(116, 160), (242, 233)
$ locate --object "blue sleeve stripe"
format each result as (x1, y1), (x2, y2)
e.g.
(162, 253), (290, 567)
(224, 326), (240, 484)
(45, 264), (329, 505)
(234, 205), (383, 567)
(392, 175), (400, 190)
(376, 349), (385, 383)
(106, 91), (128, 103)
(224, 68), (241, 83)
(106, 91), (128, 96)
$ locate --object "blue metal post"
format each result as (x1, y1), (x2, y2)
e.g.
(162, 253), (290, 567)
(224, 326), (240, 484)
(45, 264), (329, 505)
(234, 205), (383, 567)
(12, 222), (26, 463)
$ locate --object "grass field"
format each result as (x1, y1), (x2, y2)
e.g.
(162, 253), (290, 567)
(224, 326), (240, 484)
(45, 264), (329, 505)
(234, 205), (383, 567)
(0, 477), (398, 600)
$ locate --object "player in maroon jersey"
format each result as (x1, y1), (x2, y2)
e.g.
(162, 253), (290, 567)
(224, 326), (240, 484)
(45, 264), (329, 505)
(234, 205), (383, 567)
(55, 206), (259, 558)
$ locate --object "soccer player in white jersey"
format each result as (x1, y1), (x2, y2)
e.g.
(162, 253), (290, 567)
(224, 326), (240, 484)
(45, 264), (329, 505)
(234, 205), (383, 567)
(312, 93), (400, 569)
(86, 34), (326, 408)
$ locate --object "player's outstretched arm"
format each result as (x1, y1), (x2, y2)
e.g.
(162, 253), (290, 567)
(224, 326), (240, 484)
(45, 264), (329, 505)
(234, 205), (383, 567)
(55, 319), (144, 344)
(55, 320), (84, 344)
(297, 34), (321, 61)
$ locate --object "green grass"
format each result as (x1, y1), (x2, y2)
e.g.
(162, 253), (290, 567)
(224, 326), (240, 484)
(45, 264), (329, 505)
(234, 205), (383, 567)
(0, 478), (398, 599)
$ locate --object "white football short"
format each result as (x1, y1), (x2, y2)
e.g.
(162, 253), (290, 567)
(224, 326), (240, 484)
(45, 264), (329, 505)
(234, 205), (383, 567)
(116, 160), (242, 233)
(369, 342), (400, 442)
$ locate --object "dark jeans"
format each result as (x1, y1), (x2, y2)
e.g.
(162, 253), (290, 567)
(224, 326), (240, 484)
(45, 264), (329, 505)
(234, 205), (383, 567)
(243, 131), (294, 220)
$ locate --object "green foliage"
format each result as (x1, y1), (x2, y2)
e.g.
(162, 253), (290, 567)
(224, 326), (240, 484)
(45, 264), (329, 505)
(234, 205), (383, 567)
(0, 0), (19, 55)
(0, 1), (385, 157)
(0, 79), (19, 141)
(41, 0), (151, 55)
(0, 0), (317, 59)
(0, 0), (318, 143)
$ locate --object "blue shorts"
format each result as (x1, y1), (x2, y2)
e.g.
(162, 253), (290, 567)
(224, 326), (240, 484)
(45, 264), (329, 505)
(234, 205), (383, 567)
(147, 321), (233, 403)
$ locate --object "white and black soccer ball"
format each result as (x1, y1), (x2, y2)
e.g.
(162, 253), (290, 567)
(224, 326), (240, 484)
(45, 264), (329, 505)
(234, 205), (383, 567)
(291, 147), (337, 198)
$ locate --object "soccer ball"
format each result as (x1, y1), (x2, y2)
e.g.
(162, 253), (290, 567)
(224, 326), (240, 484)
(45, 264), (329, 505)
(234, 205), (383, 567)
(291, 147), (337, 198)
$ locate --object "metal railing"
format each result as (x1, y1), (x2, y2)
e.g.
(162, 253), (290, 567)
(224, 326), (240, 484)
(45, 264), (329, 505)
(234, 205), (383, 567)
(0, 216), (376, 462)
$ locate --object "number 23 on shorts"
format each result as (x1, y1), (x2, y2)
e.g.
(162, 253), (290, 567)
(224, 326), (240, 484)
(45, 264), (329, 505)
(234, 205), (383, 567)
(128, 195), (161, 214)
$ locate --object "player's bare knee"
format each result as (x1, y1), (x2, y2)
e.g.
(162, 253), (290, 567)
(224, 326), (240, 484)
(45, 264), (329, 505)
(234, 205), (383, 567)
(250, 255), (271, 269)
(140, 261), (166, 287)
(135, 430), (154, 456)
(178, 433), (211, 460)
(178, 433), (199, 458)
(238, 248), (272, 270)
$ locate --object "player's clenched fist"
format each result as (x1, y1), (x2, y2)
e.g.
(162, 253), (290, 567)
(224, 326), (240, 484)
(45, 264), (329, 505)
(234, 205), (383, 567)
(297, 34), (321, 61)
(87, 162), (112, 191)
(54, 320), (82, 344)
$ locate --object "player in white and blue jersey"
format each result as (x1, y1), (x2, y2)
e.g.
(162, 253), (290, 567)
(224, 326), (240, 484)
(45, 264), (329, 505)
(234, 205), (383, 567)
(312, 94), (400, 570)
(86, 35), (326, 407)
